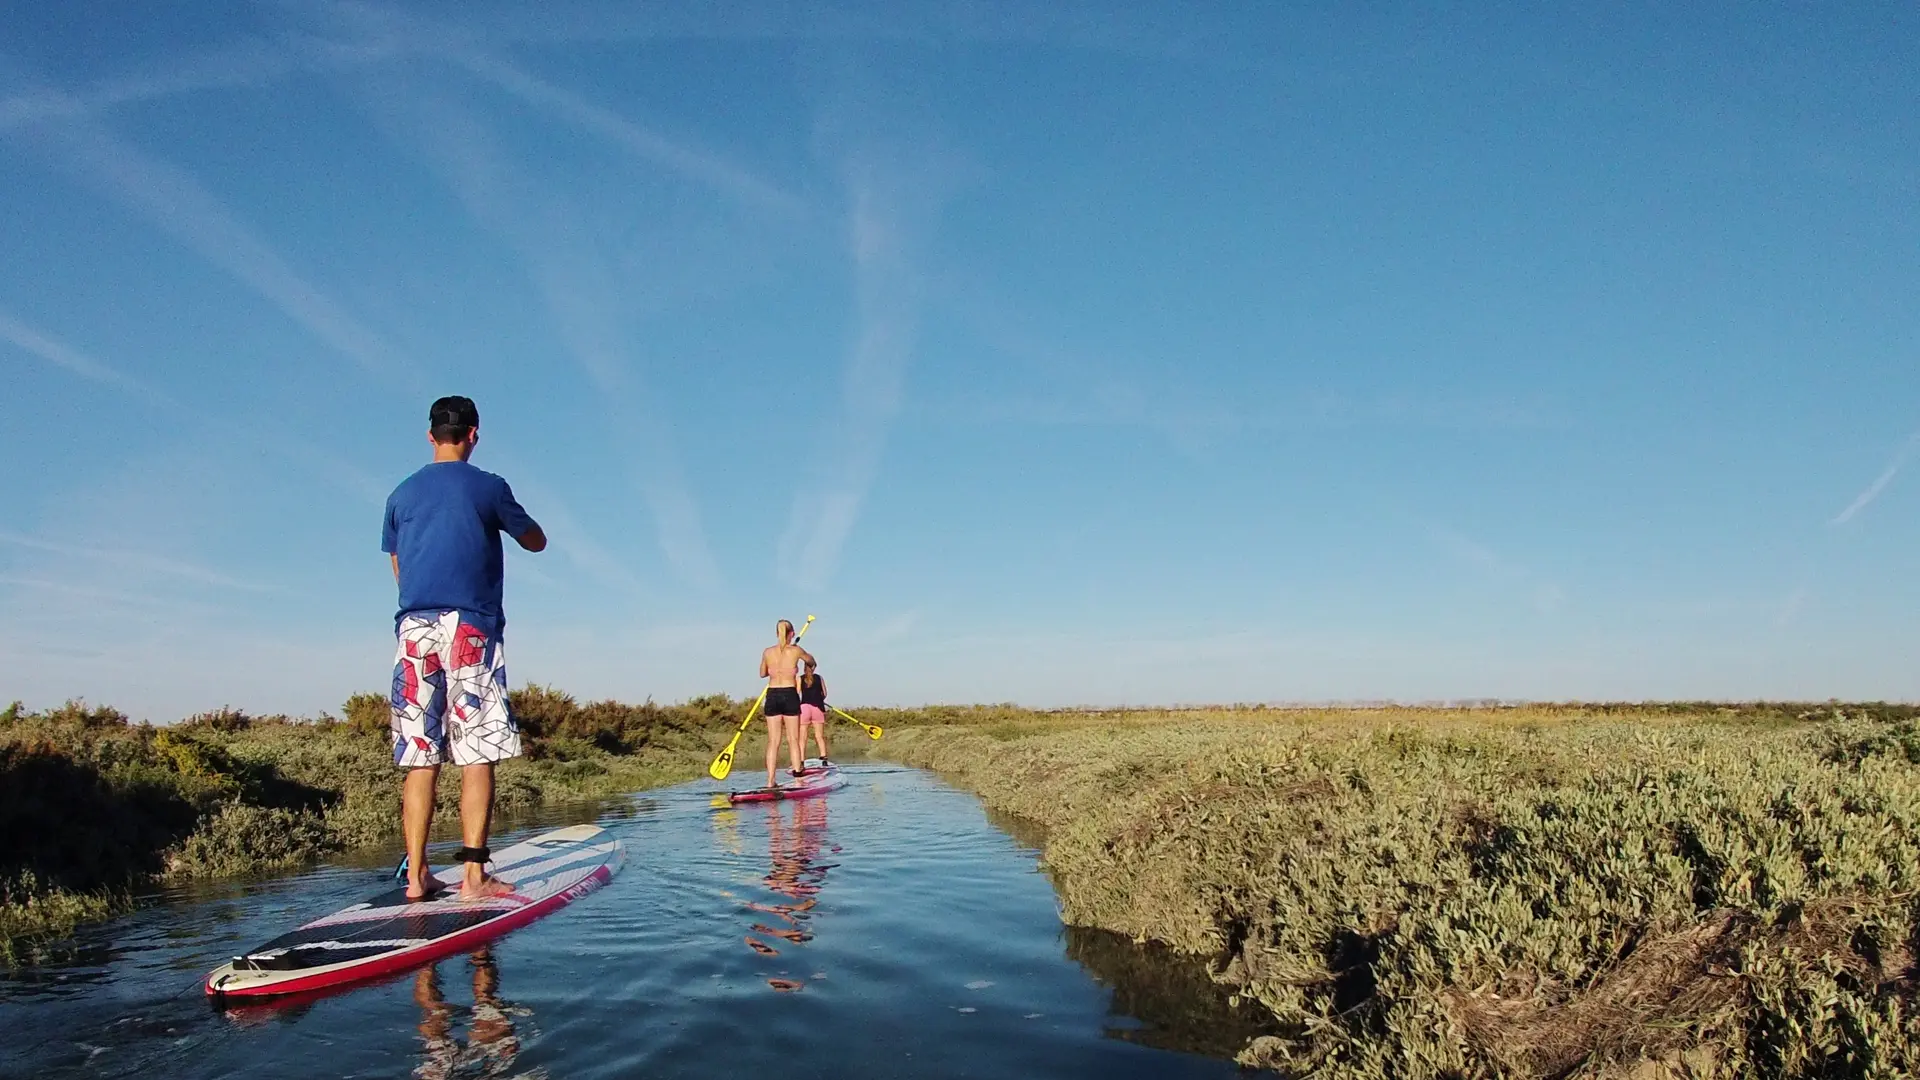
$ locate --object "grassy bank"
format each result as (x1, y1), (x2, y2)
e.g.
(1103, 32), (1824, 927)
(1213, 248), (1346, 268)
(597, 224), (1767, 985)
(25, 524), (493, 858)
(873, 703), (1920, 1078)
(0, 688), (738, 962)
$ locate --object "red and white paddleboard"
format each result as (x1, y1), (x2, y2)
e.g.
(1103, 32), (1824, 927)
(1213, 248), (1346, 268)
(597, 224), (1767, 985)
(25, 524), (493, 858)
(727, 761), (846, 804)
(205, 823), (622, 1000)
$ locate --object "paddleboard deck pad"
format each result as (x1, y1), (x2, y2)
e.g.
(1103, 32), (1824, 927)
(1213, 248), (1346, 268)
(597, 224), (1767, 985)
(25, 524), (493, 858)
(206, 823), (622, 1000)
(728, 761), (846, 804)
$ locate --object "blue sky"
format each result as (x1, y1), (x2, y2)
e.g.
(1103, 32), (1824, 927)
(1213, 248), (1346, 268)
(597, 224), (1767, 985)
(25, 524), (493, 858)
(3, 2), (1917, 719)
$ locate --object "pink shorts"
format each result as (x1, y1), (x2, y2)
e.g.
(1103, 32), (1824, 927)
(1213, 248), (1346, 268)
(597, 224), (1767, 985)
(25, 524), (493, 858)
(799, 704), (826, 726)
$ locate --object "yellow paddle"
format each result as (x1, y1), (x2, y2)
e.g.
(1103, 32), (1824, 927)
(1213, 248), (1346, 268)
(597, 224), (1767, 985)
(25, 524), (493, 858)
(709, 615), (814, 780)
(831, 705), (883, 740)
(708, 688), (767, 781)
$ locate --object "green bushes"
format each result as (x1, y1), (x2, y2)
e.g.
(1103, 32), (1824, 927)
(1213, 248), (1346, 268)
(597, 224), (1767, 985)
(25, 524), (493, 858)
(343, 692), (390, 737)
(509, 685), (738, 755)
(0, 691), (732, 962)
(876, 706), (1920, 1078)
(0, 874), (115, 962)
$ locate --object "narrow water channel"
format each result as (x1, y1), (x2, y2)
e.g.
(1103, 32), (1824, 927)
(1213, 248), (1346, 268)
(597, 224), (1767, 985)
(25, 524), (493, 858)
(0, 764), (1261, 1078)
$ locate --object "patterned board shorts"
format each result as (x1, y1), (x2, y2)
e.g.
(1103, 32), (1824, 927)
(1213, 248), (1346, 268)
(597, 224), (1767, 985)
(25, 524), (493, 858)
(390, 610), (522, 768)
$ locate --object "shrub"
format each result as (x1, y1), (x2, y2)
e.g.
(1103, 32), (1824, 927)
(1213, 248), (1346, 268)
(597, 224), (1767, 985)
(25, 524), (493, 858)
(343, 692), (388, 738)
(1, 689), (728, 960)
(179, 707), (253, 733)
(876, 706), (1920, 1077)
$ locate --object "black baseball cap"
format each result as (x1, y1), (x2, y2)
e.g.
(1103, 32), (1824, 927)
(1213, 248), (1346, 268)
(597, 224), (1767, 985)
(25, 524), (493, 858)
(428, 395), (479, 431)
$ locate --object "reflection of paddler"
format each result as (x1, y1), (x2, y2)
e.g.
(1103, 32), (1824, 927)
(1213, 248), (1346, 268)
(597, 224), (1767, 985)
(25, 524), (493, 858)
(741, 800), (832, 987)
(764, 798), (826, 903)
(411, 948), (522, 1080)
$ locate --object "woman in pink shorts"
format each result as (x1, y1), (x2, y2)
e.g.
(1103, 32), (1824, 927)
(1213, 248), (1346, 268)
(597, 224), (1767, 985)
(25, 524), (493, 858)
(798, 664), (830, 765)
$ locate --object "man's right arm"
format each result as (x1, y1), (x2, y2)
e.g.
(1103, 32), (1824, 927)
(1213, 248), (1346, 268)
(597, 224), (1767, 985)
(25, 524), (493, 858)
(515, 523), (547, 552)
(390, 554), (399, 583)
(759, 649), (770, 679)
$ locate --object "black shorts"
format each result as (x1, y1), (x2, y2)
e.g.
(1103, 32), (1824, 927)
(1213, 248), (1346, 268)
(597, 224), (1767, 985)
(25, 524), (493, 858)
(765, 687), (802, 717)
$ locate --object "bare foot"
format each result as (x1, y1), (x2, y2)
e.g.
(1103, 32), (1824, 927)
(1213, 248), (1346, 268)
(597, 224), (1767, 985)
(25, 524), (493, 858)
(457, 873), (515, 902)
(406, 876), (442, 901)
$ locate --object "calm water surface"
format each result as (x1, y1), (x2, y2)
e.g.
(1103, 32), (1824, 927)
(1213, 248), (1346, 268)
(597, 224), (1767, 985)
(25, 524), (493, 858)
(1, 765), (1264, 1078)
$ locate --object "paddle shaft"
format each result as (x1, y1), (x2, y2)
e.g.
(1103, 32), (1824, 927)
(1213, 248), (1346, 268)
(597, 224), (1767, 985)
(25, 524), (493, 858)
(830, 705), (883, 740)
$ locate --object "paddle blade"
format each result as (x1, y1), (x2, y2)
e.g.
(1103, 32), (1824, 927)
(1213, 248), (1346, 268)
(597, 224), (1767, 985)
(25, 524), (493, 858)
(868, 725), (884, 740)
(709, 745), (736, 780)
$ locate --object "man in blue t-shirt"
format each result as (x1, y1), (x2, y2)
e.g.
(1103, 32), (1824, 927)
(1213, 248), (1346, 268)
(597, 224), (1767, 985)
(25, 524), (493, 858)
(381, 395), (547, 901)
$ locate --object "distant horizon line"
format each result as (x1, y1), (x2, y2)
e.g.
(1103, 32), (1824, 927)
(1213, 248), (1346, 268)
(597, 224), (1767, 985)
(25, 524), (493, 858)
(8, 694), (1913, 725)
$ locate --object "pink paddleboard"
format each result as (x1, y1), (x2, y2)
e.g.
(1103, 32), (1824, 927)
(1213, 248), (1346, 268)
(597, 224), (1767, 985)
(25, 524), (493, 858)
(727, 761), (846, 804)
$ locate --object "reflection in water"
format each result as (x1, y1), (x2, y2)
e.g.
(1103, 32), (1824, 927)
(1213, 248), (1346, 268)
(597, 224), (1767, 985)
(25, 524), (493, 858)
(986, 805), (1280, 1059)
(411, 949), (527, 1080)
(718, 799), (837, 991)
(1064, 926), (1280, 1060)
(983, 805), (1050, 854)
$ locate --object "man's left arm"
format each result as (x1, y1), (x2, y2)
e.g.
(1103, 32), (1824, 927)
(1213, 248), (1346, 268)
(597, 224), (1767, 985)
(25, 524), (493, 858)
(495, 481), (546, 552)
(382, 497), (401, 583)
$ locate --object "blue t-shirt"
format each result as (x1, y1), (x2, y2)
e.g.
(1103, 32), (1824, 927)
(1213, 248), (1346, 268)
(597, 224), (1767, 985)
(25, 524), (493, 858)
(381, 461), (534, 634)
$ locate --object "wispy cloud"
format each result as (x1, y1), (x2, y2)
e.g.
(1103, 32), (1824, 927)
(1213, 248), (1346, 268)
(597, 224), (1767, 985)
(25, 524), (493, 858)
(0, 32), (414, 130)
(286, 0), (802, 216)
(338, 62), (720, 585)
(461, 1), (1215, 61)
(0, 308), (387, 506)
(778, 150), (939, 589)
(0, 60), (415, 387)
(1291, 392), (1558, 431)
(959, 383), (1556, 436)
(928, 381), (1562, 458)
(935, 276), (1557, 450)
(0, 1), (1200, 142)
(1832, 432), (1920, 525)
(0, 574), (193, 610)
(17, 36), (384, 128)
(448, 50), (804, 216)
(0, 308), (183, 408)
(0, 529), (269, 592)
(0, 39), (298, 129)
(492, 463), (651, 597)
